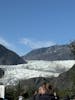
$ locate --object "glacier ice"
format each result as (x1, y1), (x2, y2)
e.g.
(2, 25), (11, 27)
(0, 60), (75, 85)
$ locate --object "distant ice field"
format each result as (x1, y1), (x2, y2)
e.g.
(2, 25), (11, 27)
(0, 60), (75, 85)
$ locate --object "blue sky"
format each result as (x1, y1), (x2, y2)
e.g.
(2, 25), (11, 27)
(0, 0), (75, 55)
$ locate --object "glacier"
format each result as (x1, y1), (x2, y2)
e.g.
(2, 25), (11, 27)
(0, 60), (75, 85)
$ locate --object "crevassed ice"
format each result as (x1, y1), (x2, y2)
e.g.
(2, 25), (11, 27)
(0, 60), (75, 85)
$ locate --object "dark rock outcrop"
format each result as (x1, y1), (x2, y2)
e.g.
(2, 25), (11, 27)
(0, 68), (4, 78)
(0, 44), (27, 65)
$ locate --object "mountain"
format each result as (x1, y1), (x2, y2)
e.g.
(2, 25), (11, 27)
(54, 41), (75, 91)
(54, 64), (75, 91)
(0, 44), (27, 65)
(23, 43), (75, 61)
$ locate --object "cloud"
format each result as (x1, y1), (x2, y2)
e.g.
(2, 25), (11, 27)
(21, 38), (55, 49)
(0, 37), (11, 48)
(0, 37), (16, 51)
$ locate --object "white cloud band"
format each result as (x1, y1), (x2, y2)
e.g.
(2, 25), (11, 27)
(21, 38), (55, 49)
(0, 37), (11, 48)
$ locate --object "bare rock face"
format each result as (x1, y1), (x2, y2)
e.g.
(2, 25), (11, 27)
(0, 44), (27, 65)
(23, 44), (75, 61)
(0, 68), (4, 78)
